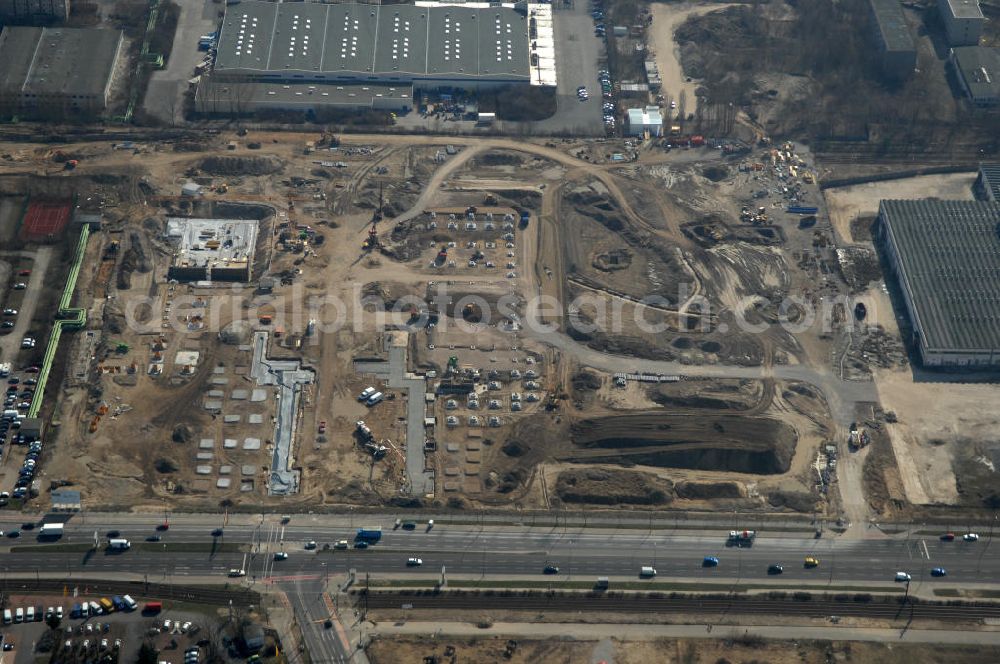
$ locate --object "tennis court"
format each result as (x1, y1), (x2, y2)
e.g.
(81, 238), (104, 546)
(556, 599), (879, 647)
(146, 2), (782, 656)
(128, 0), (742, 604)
(21, 201), (72, 241)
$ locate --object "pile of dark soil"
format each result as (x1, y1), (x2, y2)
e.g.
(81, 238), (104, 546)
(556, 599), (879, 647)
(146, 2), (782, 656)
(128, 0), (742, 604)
(199, 156), (284, 176)
(567, 412), (796, 475)
(556, 469), (673, 506)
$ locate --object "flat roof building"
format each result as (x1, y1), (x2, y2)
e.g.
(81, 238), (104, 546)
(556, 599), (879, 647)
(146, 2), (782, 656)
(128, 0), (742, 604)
(211, 1), (554, 90)
(625, 105), (662, 137)
(950, 46), (1000, 106)
(877, 199), (1000, 367)
(868, 0), (916, 82)
(974, 164), (1000, 202)
(938, 0), (984, 46)
(195, 77), (413, 115)
(0, 0), (69, 22)
(0, 26), (123, 118)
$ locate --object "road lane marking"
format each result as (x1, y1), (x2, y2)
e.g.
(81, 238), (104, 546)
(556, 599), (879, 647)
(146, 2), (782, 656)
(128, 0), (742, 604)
(921, 540), (930, 560)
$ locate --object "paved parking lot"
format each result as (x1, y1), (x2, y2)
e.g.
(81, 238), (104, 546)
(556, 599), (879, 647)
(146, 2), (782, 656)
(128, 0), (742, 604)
(529, 1), (606, 136)
(143, 0), (222, 124)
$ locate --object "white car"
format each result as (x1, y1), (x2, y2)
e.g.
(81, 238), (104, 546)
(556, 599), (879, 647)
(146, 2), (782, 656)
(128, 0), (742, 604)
(274, 551), (288, 560)
(304, 541), (317, 550)
(227, 569), (246, 577)
(894, 571), (911, 582)
(20, 337), (35, 349)
(964, 533), (980, 541)
(406, 557), (423, 566)
(181, 622), (192, 633)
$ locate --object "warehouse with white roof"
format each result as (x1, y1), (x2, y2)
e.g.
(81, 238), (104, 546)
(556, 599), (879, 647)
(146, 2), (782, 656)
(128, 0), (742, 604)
(197, 0), (556, 113)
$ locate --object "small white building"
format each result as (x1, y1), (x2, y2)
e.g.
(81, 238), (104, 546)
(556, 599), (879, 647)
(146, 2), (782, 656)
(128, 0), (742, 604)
(625, 105), (663, 137)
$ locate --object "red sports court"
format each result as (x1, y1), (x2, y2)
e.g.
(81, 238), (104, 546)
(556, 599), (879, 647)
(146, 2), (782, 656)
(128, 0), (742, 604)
(20, 200), (72, 241)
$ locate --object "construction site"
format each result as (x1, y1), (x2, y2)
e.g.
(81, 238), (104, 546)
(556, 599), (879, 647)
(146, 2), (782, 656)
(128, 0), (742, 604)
(0, 126), (888, 522)
(0, 0), (997, 523)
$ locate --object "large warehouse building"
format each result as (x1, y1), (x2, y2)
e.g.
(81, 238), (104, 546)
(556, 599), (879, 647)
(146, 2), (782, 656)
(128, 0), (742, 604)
(877, 199), (1000, 367)
(0, 26), (123, 118)
(200, 0), (555, 113)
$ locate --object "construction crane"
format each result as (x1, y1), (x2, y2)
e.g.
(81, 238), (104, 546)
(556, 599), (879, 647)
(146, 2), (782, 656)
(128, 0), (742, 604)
(362, 183), (385, 252)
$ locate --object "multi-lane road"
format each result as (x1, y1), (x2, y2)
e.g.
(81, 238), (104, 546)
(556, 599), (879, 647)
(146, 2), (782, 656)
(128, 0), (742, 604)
(0, 515), (996, 590)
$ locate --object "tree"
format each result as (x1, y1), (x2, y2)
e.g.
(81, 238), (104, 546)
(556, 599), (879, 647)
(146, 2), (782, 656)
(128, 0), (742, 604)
(45, 613), (60, 630)
(137, 641), (159, 664)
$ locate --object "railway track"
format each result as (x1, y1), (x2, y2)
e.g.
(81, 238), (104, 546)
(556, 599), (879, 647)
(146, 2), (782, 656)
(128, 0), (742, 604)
(0, 577), (259, 606)
(358, 590), (1000, 622)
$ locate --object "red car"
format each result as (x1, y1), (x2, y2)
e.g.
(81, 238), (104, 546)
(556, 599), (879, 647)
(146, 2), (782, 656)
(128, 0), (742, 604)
(941, 532), (955, 541)
(17, 270), (31, 277)
(318, 420), (327, 434)
(23, 366), (40, 374)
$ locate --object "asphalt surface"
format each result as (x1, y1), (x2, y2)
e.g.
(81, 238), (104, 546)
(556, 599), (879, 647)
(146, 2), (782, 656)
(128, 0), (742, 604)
(0, 247), (52, 364)
(1, 519), (997, 591)
(528, 0), (606, 136)
(143, 0), (220, 124)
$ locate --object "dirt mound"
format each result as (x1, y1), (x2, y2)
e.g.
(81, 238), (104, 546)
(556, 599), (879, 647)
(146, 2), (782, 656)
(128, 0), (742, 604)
(199, 156), (283, 176)
(571, 370), (602, 392)
(567, 412), (796, 475)
(556, 469), (673, 506)
(675, 480), (743, 500)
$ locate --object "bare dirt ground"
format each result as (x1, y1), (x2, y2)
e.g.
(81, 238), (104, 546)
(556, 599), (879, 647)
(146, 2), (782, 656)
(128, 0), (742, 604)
(874, 368), (1000, 509)
(0, 129), (885, 518)
(647, 3), (736, 117)
(823, 172), (978, 246)
(366, 633), (1000, 664)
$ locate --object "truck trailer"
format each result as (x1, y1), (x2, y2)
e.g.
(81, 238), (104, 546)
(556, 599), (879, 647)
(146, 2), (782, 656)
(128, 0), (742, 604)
(38, 523), (64, 538)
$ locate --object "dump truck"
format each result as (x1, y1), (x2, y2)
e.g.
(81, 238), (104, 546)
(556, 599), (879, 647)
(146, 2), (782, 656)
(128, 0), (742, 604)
(355, 527), (383, 542)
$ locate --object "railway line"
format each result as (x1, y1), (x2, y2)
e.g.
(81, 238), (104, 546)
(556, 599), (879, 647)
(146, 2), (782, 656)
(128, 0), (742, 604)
(358, 590), (1000, 622)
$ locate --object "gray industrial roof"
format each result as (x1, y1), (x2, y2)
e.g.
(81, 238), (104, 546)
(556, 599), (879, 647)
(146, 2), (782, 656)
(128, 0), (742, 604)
(943, 0), (984, 19)
(196, 77), (413, 108)
(869, 0), (915, 53)
(215, 1), (530, 81)
(880, 199), (1000, 353)
(980, 163), (1000, 200)
(0, 26), (121, 98)
(952, 46), (1000, 101)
